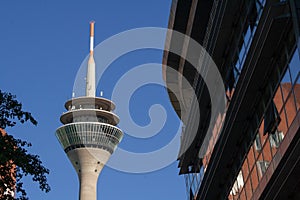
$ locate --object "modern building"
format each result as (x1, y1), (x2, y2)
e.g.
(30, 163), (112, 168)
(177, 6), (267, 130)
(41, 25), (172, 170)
(55, 22), (123, 200)
(163, 0), (300, 199)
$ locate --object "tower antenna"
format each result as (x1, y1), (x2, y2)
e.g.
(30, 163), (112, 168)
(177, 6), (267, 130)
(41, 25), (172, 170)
(86, 21), (96, 97)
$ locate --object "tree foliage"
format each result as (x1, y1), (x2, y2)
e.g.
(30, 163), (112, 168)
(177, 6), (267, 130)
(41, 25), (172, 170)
(0, 90), (50, 200)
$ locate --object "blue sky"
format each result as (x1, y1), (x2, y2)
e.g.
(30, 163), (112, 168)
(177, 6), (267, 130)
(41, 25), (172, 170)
(0, 1), (187, 199)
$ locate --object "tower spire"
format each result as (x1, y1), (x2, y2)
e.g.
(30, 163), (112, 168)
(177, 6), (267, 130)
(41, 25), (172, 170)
(89, 21), (94, 55)
(86, 21), (96, 97)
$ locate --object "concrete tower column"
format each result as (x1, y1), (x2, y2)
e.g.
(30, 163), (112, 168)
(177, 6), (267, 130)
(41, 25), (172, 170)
(55, 21), (123, 200)
(79, 172), (98, 200)
(67, 148), (111, 200)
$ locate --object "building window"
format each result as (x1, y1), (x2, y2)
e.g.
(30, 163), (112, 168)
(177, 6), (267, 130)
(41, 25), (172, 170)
(254, 133), (262, 151)
(257, 161), (269, 177)
(229, 171), (244, 196)
(264, 100), (281, 135)
(269, 130), (284, 148)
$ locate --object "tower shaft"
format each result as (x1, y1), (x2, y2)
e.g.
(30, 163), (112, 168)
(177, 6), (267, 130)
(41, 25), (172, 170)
(67, 148), (110, 200)
(79, 173), (97, 200)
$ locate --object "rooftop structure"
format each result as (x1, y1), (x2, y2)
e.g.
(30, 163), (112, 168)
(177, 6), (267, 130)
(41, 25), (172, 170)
(163, 0), (300, 199)
(55, 22), (123, 200)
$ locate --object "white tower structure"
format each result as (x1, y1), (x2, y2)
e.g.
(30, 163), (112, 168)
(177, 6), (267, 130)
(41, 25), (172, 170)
(55, 21), (123, 200)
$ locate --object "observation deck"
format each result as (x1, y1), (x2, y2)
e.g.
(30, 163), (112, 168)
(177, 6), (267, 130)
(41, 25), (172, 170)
(56, 97), (123, 154)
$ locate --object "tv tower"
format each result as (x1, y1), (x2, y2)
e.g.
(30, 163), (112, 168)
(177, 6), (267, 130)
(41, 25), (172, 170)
(55, 21), (123, 200)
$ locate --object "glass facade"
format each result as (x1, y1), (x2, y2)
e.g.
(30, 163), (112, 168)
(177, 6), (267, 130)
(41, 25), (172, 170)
(184, 166), (204, 199)
(200, 0), (268, 171)
(164, 0), (300, 199)
(186, 4), (269, 190)
(228, 49), (300, 200)
(184, 1), (300, 199)
(231, 0), (266, 89)
(56, 122), (123, 153)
